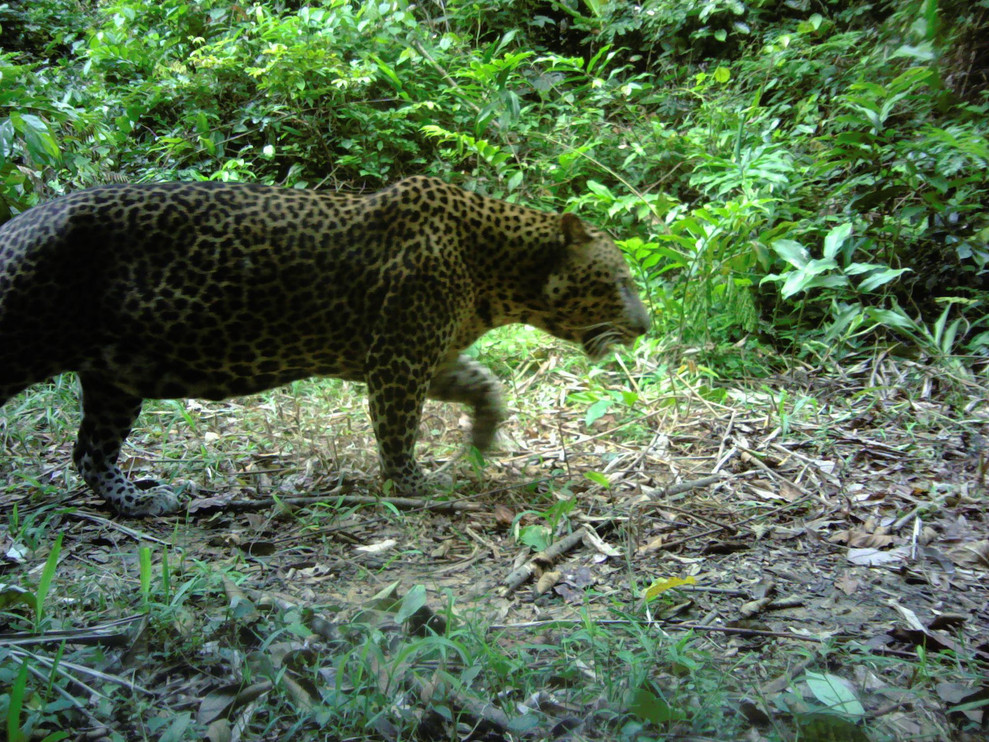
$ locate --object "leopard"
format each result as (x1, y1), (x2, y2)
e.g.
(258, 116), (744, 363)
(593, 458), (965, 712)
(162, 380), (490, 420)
(0, 176), (649, 517)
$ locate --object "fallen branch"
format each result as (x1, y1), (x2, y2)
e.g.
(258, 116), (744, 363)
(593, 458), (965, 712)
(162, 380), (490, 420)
(209, 494), (485, 514)
(502, 528), (588, 595)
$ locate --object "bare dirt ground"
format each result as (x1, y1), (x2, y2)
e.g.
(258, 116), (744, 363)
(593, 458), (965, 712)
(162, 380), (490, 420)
(2, 351), (987, 740)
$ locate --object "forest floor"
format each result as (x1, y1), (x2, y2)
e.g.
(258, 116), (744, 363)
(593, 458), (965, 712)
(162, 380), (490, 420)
(1, 340), (987, 741)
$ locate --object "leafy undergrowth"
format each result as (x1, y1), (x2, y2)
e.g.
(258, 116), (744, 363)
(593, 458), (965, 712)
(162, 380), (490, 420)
(1, 342), (988, 741)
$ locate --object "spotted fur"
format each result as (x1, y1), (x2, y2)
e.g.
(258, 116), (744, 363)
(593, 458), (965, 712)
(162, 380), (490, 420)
(0, 177), (649, 516)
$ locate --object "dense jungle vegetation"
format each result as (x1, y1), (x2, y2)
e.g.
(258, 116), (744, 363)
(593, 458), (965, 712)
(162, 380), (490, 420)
(3, 0), (987, 373)
(2, 1), (989, 741)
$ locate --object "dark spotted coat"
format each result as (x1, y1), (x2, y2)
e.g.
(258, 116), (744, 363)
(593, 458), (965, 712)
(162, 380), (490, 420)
(0, 177), (649, 516)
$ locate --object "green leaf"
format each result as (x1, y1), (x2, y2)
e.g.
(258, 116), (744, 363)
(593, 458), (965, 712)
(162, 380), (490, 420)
(586, 180), (615, 201)
(35, 533), (62, 628)
(859, 268), (910, 291)
(781, 269), (846, 299)
(370, 53), (405, 96)
(771, 239), (809, 269)
(585, 398), (613, 426)
(0, 584), (37, 612)
(139, 545), (152, 600)
(865, 307), (917, 331)
(823, 223), (852, 260)
(396, 584), (428, 623)
(584, 471), (611, 488)
(857, 267), (910, 292)
(10, 112), (60, 165)
(158, 712), (193, 742)
(804, 672), (865, 717)
(7, 660), (29, 742)
(714, 66), (730, 83)
(518, 525), (550, 552)
(629, 687), (683, 724)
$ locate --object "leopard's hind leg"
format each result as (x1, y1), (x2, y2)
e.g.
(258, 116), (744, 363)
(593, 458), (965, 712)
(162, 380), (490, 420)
(72, 374), (182, 517)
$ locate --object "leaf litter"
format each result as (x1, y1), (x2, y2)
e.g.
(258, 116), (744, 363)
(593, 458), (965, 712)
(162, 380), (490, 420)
(0, 350), (987, 740)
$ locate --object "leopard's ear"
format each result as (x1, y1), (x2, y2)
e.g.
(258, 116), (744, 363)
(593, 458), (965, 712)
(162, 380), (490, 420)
(560, 212), (591, 245)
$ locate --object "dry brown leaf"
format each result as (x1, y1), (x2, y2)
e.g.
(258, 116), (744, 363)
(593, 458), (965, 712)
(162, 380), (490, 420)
(937, 681), (989, 725)
(197, 681), (273, 725)
(281, 674), (317, 712)
(847, 546), (911, 566)
(830, 529), (897, 548)
(204, 719), (232, 742)
(945, 539), (989, 569)
(535, 570), (561, 595)
(582, 528), (621, 557)
(637, 535), (666, 554)
(833, 572), (861, 596)
(493, 504), (515, 527)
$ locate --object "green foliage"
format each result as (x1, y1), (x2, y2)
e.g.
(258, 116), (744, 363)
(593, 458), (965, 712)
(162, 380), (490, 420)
(0, 58), (64, 216)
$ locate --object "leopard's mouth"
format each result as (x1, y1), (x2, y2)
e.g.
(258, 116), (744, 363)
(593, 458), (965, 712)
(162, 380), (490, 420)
(581, 325), (636, 359)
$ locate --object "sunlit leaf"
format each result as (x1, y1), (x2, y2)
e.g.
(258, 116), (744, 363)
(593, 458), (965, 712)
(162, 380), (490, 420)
(643, 575), (696, 601)
(584, 471), (611, 488)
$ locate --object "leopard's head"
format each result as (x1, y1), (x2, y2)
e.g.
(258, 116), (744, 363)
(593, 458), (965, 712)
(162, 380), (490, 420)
(536, 213), (650, 358)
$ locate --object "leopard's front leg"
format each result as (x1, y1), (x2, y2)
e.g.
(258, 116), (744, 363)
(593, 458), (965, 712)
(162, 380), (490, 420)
(428, 354), (504, 451)
(364, 279), (455, 495)
(364, 266), (471, 495)
(365, 351), (433, 496)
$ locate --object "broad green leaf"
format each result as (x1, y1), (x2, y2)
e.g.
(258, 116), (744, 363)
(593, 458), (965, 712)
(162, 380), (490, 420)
(0, 584), (37, 612)
(857, 267), (910, 292)
(370, 53), (404, 94)
(771, 239), (809, 269)
(823, 222), (852, 259)
(395, 584), (427, 622)
(864, 307), (917, 330)
(586, 180), (615, 200)
(518, 525), (550, 552)
(585, 398), (613, 426)
(781, 270), (846, 299)
(630, 687), (684, 724)
(799, 257), (839, 277)
(844, 262), (887, 275)
(11, 112), (60, 165)
(804, 672), (865, 717)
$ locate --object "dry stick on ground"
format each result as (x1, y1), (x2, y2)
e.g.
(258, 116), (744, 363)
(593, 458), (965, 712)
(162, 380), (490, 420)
(654, 488), (818, 554)
(639, 501), (738, 536)
(0, 614), (144, 647)
(70, 510), (172, 545)
(738, 445), (829, 503)
(218, 494), (485, 513)
(501, 527), (589, 594)
(657, 474), (725, 499)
